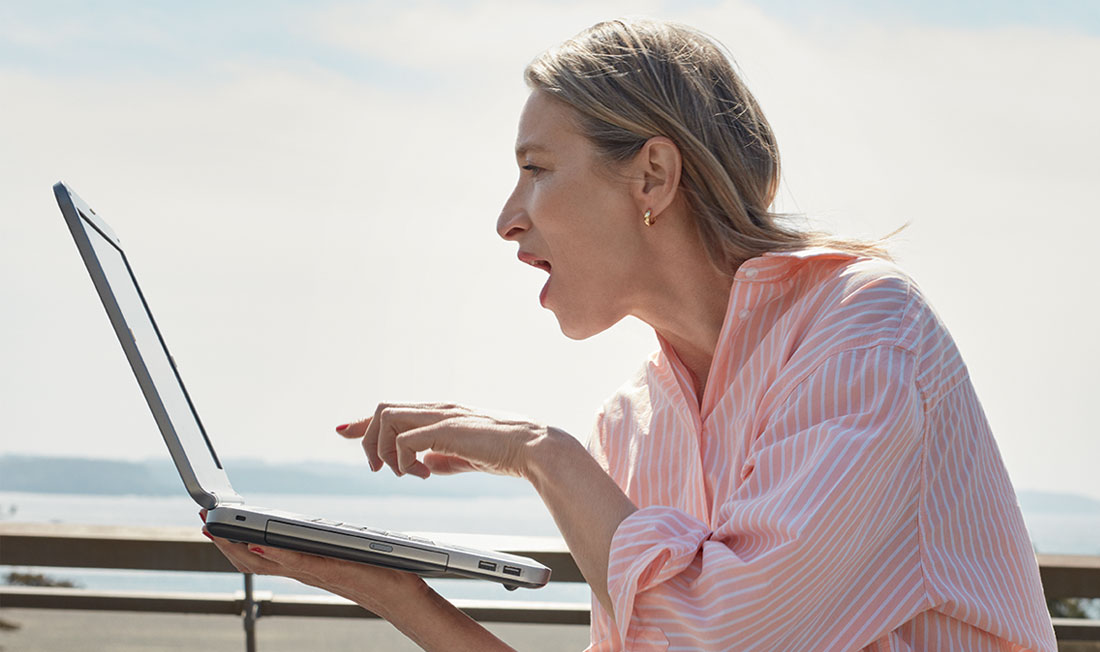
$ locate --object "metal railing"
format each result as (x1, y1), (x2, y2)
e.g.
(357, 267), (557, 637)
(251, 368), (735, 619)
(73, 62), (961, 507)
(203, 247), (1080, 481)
(0, 522), (586, 650)
(2, 522), (1098, 648)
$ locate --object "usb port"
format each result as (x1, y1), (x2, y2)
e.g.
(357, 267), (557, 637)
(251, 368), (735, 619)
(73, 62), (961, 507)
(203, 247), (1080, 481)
(478, 561), (497, 572)
(502, 565), (521, 577)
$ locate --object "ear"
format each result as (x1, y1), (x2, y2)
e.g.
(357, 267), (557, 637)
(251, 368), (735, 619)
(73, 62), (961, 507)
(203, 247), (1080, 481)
(631, 136), (682, 218)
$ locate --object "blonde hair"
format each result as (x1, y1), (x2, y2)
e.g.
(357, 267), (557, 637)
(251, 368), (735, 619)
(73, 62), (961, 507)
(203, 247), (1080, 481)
(525, 19), (888, 274)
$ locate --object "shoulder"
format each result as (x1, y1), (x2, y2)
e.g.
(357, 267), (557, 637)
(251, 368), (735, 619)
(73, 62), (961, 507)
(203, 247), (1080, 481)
(769, 250), (968, 407)
(586, 358), (655, 465)
(591, 346), (680, 445)
(786, 252), (915, 347)
(755, 249), (920, 352)
(598, 355), (657, 428)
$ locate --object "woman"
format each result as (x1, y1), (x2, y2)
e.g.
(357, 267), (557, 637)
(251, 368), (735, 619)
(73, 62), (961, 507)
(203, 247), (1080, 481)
(204, 19), (1056, 651)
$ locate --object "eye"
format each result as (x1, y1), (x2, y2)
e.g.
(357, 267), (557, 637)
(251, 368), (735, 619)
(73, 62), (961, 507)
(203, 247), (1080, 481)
(521, 164), (543, 176)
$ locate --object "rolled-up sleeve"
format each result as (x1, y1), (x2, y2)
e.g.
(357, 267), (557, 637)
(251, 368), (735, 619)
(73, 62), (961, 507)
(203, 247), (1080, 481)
(603, 345), (929, 651)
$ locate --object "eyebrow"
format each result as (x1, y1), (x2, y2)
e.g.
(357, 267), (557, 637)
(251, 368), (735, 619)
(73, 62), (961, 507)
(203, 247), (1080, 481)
(514, 142), (550, 159)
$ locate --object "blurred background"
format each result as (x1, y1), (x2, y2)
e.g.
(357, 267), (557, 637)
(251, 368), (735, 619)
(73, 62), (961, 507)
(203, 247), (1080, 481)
(1, 0), (1097, 500)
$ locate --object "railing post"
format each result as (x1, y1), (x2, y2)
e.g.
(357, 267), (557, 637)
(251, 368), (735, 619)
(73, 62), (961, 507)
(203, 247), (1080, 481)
(243, 573), (258, 652)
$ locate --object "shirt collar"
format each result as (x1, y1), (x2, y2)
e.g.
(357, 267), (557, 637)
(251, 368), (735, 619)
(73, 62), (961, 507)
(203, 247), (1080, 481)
(734, 247), (862, 284)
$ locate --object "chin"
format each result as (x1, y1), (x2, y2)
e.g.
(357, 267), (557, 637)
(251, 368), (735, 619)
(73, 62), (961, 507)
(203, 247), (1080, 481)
(552, 309), (619, 341)
(559, 324), (598, 341)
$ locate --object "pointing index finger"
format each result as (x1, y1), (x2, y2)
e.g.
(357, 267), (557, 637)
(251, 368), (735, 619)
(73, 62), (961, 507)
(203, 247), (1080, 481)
(335, 417), (372, 439)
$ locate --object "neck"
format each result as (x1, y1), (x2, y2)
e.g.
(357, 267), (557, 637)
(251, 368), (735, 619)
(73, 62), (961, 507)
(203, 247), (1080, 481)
(661, 331), (722, 399)
(631, 223), (734, 402)
(649, 284), (730, 400)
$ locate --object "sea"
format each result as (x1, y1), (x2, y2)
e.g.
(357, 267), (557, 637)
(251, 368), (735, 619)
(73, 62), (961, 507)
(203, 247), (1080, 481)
(2, 491), (1098, 608)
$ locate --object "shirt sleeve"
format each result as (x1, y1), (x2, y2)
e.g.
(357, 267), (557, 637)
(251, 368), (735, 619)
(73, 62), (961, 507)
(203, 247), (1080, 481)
(604, 345), (929, 650)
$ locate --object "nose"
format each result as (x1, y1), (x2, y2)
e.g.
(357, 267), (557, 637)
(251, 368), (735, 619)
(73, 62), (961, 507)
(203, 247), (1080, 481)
(496, 184), (530, 241)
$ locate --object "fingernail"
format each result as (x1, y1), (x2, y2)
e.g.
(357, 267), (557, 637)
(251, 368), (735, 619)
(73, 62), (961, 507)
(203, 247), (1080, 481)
(199, 510), (207, 522)
(335, 423), (350, 432)
(249, 546), (265, 555)
(201, 530), (214, 540)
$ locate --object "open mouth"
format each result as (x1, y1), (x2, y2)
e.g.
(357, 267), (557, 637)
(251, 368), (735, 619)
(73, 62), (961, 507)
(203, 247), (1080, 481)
(518, 252), (553, 307)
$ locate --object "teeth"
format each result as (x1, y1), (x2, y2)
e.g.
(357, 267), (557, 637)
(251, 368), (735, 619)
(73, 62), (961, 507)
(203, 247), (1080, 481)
(520, 254), (551, 272)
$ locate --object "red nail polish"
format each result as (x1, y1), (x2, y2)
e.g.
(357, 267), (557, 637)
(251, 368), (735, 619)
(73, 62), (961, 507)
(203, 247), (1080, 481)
(201, 530), (214, 540)
(335, 424), (350, 432)
(249, 546), (265, 555)
(199, 510), (207, 522)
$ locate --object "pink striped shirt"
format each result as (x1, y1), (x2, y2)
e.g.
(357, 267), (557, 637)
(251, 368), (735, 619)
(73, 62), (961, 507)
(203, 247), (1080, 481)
(586, 249), (1056, 651)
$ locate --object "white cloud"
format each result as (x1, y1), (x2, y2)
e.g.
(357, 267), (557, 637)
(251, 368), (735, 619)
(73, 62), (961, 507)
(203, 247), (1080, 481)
(306, 0), (665, 84)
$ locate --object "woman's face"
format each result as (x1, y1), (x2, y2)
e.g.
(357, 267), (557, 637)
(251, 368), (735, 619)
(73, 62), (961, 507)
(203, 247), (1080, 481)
(497, 92), (645, 339)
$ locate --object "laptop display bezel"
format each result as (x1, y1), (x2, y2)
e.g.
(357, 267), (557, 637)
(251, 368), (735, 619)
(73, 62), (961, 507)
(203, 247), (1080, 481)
(54, 181), (243, 509)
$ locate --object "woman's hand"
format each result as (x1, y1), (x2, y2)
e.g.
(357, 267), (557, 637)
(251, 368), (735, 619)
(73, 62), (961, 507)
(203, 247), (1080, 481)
(199, 511), (515, 651)
(199, 510), (424, 621)
(336, 404), (638, 619)
(333, 401), (639, 621)
(336, 403), (549, 480)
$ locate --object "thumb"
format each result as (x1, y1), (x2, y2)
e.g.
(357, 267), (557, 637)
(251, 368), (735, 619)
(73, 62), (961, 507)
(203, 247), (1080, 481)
(422, 452), (478, 475)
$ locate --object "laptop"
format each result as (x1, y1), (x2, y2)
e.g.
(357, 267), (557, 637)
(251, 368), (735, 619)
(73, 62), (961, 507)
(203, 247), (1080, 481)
(52, 181), (551, 590)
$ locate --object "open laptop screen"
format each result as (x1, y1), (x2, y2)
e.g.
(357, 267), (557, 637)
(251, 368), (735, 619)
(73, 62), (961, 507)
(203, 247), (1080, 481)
(55, 183), (241, 508)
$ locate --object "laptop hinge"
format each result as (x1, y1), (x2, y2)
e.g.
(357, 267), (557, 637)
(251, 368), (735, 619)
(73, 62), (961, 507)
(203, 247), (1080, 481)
(212, 491), (246, 506)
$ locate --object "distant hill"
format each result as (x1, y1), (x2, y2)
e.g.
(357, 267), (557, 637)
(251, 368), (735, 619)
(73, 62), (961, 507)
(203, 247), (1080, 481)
(0, 454), (526, 498)
(1, 455), (1098, 513)
(0, 456), (177, 495)
(1017, 490), (1100, 514)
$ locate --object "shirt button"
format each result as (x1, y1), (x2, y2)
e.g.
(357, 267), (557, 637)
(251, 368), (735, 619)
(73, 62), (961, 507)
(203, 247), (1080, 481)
(744, 268), (758, 279)
(739, 309), (750, 320)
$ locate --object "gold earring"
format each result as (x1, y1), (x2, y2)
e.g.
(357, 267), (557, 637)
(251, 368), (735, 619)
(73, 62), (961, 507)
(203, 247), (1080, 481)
(643, 209), (654, 226)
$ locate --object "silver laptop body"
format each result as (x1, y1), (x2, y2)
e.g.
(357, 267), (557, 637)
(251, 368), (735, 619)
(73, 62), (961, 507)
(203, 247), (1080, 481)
(53, 181), (551, 590)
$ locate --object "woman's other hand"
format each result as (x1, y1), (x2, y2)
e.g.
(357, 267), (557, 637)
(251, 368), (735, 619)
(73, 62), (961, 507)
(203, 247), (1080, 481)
(198, 510), (515, 651)
(335, 403), (550, 480)
(198, 509), (424, 621)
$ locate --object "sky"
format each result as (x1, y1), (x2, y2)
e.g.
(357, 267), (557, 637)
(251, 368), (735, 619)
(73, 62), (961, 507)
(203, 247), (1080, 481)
(1, 0), (1097, 500)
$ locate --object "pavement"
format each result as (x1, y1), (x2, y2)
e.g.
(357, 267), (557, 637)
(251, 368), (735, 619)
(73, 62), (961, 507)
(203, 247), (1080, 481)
(0, 608), (591, 651)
